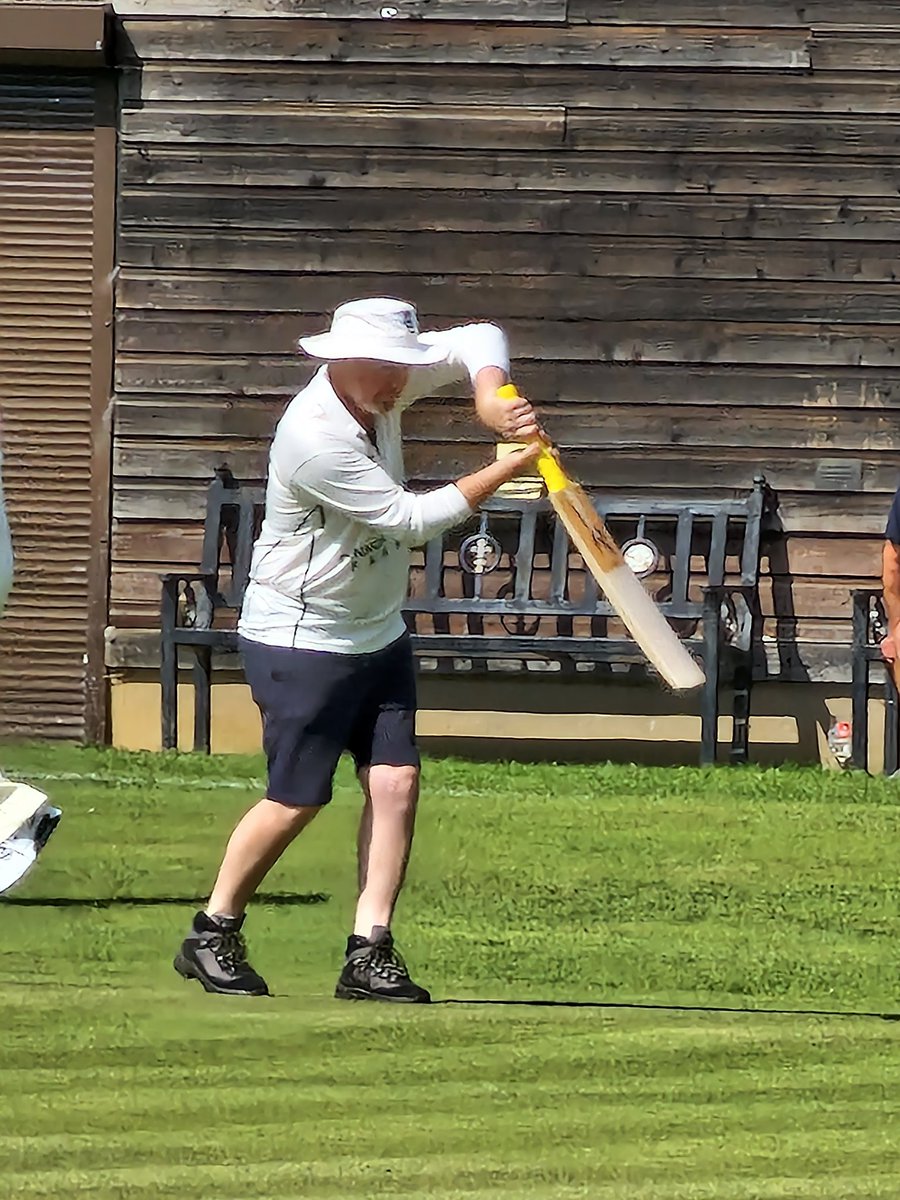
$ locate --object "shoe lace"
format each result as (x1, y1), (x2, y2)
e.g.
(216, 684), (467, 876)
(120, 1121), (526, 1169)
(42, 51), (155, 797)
(210, 928), (250, 973)
(368, 939), (410, 982)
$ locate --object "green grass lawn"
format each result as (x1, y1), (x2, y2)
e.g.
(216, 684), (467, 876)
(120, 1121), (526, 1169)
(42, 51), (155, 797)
(1, 743), (899, 1199)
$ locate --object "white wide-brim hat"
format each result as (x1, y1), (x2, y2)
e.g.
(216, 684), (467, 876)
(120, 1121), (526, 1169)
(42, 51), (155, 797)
(298, 297), (449, 366)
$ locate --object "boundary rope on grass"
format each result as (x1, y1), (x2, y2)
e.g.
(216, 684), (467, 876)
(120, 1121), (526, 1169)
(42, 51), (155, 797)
(12, 771), (265, 790)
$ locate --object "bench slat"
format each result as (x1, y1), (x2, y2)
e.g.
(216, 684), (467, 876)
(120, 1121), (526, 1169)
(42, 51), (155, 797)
(514, 507), (538, 604)
(672, 510), (694, 604)
(707, 511), (729, 588)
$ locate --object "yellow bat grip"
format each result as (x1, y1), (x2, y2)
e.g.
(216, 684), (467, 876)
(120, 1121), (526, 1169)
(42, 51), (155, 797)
(496, 383), (569, 494)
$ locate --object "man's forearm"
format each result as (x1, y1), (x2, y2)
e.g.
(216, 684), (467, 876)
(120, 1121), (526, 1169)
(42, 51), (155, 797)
(885, 591), (900, 633)
(455, 445), (541, 510)
(473, 365), (511, 433)
(883, 543), (900, 630)
(417, 323), (536, 438)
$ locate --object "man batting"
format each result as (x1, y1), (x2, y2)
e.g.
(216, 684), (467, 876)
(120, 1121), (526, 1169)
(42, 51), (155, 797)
(174, 297), (541, 1001)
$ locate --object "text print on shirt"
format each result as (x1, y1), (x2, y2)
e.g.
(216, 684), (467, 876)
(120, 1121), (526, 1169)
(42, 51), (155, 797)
(349, 534), (393, 572)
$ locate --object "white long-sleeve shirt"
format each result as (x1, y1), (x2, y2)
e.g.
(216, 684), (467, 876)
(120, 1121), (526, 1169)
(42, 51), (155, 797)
(238, 322), (509, 653)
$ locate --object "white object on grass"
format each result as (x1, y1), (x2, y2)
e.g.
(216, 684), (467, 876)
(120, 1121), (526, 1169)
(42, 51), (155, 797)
(0, 779), (49, 844)
(0, 779), (61, 894)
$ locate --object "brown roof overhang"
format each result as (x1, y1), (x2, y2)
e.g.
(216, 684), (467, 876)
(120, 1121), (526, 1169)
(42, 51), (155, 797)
(0, 4), (112, 67)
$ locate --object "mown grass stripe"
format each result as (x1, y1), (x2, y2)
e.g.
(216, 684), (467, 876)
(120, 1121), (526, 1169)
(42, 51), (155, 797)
(3, 745), (899, 1199)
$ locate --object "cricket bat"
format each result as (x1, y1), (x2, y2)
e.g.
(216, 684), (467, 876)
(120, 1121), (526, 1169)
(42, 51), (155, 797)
(0, 778), (50, 844)
(497, 384), (705, 692)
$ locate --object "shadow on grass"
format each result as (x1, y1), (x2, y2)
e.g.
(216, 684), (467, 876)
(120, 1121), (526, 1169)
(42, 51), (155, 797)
(438, 998), (900, 1022)
(2, 892), (331, 909)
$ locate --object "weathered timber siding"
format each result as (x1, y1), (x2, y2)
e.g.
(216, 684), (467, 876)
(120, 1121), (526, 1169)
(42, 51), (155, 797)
(0, 69), (111, 740)
(16, 1), (899, 682)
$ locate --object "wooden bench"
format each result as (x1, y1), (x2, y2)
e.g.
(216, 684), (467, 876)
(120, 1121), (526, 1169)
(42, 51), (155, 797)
(850, 589), (900, 774)
(160, 469), (775, 763)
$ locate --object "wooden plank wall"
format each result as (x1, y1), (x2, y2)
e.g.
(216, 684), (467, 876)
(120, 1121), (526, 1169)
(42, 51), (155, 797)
(97, 0), (900, 680)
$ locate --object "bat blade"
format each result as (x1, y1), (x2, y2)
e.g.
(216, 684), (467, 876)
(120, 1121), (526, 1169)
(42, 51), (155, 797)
(548, 482), (705, 692)
(494, 379), (704, 691)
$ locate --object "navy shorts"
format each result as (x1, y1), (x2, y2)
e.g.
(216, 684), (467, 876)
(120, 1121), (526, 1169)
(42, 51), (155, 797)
(240, 634), (420, 807)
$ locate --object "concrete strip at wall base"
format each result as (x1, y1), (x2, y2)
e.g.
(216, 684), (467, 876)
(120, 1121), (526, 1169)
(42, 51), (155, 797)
(110, 674), (887, 772)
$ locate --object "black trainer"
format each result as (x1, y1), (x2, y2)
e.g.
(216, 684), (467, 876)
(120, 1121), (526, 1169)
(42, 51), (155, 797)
(174, 911), (270, 997)
(335, 926), (430, 1003)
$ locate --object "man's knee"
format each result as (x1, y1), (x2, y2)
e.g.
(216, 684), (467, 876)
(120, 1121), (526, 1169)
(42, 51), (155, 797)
(261, 796), (323, 831)
(366, 764), (420, 809)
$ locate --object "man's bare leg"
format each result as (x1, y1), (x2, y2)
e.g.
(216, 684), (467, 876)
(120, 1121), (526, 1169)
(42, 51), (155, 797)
(335, 764), (429, 1002)
(175, 798), (321, 997)
(354, 765), (419, 937)
(207, 798), (321, 917)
